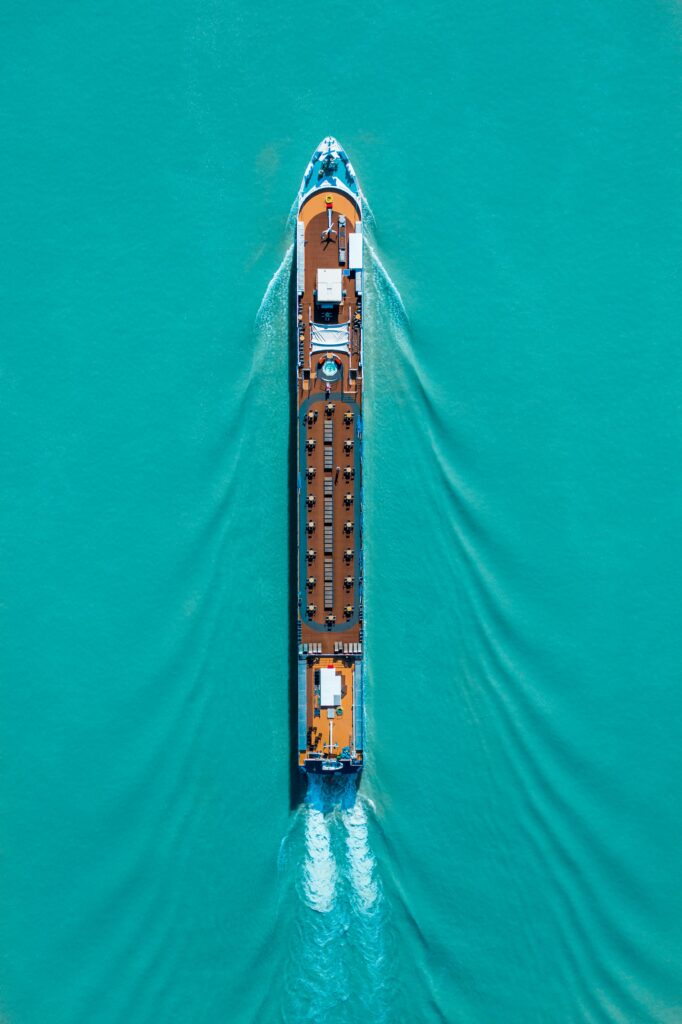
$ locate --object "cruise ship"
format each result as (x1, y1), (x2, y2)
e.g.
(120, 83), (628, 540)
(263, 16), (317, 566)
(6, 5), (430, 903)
(295, 137), (364, 775)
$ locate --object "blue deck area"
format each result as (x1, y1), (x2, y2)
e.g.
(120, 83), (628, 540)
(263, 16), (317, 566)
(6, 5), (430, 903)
(299, 136), (360, 204)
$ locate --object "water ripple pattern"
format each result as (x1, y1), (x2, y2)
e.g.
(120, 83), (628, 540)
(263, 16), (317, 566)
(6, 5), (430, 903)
(279, 779), (394, 1024)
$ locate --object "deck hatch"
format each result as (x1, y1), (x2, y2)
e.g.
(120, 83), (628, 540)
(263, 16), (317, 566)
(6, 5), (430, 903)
(324, 497), (333, 525)
(324, 526), (333, 554)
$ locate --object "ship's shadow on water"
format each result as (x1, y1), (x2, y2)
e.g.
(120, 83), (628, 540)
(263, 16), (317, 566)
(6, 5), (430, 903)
(253, 226), (314, 811)
(287, 255), (306, 811)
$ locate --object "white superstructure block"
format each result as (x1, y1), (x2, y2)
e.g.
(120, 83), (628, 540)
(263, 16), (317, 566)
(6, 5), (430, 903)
(348, 232), (363, 270)
(317, 268), (343, 303)
(320, 668), (342, 706)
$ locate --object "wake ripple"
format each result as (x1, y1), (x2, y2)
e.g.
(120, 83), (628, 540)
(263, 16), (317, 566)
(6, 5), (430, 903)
(302, 805), (337, 915)
(255, 243), (293, 332)
(343, 797), (380, 914)
(279, 779), (394, 1024)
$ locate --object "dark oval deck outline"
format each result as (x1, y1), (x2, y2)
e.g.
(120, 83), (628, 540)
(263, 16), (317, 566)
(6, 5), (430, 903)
(299, 392), (362, 632)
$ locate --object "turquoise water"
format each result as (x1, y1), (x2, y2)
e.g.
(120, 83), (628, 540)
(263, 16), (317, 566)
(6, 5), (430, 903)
(2, 2), (682, 1021)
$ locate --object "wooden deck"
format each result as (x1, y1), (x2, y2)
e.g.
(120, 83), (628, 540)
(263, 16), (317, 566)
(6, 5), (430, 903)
(296, 189), (364, 769)
(304, 661), (355, 757)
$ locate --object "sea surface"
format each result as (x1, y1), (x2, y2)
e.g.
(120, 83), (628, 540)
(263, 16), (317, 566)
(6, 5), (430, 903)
(2, 2), (682, 1022)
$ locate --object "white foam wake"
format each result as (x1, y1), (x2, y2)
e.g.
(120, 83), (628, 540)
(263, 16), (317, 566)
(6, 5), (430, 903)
(255, 242), (293, 327)
(254, 198), (297, 327)
(302, 806), (338, 914)
(279, 783), (395, 1024)
(342, 797), (380, 914)
(365, 239), (408, 321)
(361, 195), (377, 232)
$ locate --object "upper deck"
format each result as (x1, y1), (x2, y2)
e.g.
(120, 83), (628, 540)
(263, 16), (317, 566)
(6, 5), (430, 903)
(295, 139), (365, 774)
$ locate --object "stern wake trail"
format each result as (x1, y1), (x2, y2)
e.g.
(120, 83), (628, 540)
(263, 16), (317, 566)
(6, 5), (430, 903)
(301, 797), (338, 916)
(341, 795), (392, 1021)
(253, 198), (297, 369)
(279, 778), (394, 1024)
(255, 244), (293, 348)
